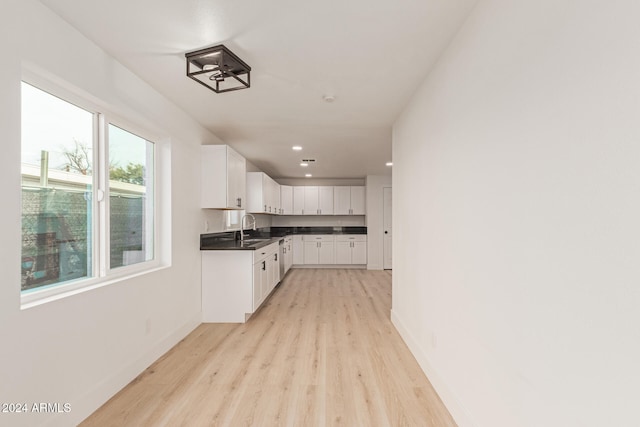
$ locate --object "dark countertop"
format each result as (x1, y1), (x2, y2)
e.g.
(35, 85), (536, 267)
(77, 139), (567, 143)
(200, 235), (283, 251)
(200, 226), (367, 250)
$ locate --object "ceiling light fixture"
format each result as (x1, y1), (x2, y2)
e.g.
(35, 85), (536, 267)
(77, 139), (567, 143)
(292, 146), (303, 151)
(185, 44), (251, 93)
(386, 162), (393, 167)
(322, 94), (335, 103)
(300, 162), (309, 167)
(305, 174), (312, 177)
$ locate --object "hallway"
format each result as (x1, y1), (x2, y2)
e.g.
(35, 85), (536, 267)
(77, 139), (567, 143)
(82, 269), (455, 426)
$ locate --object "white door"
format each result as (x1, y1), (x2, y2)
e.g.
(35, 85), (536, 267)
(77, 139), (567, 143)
(383, 187), (392, 270)
(303, 241), (319, 264)
(318, 186), (334, 215)
(292, 235), (304, 264)
(318, 241), (335, 264)
(304, 186), (319, 215)
(350, 186), (366, 215)
(352, 241), (367, 265)
(281, 186), (293, 215)
(293, 186), (305, 215)
(333, 187), (351, 215)
(335, 241), (351, 264)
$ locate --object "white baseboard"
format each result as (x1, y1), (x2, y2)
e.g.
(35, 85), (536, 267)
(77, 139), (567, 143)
(46, 314), (201, 427)
(390, 309), (476, 427)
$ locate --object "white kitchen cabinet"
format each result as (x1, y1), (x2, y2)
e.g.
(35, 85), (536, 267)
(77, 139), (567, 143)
(202, 242), (280, 323)
(201, 145), (246, 209)
(335, 241), (352, 264)
(292, 235), (304, 265)
(301, 186), (334, 215)
(281, 186), (293, 215)
(335, 235), (367, 264)
(303, 186), (319, 215)
(303, 235), (335, 264)
(293, 186), (305, 215)
(352, 241), (367, 264)
(333, 186), (365, 215)
(283, 236), (293, 273)
(319, 187), (334, 215)
(270, 179), (281, 214)
(247, 172), (281, 214)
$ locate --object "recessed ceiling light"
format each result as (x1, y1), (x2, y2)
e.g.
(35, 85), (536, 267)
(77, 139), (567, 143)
(305, 174), (312, 177)
(300, 162), (309, 167)
(322, 94), (335, 103)
(386, 162), (393, 167)
(292, 146), (302, 151)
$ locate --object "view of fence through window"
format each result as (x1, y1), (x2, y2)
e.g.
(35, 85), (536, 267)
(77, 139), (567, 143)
(21, 82), (155, 293)
(21, 82), (94, 292)
(108, 124), (154, 269)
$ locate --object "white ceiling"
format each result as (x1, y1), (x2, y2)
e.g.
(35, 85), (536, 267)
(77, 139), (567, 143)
(39, 0), (476, 179)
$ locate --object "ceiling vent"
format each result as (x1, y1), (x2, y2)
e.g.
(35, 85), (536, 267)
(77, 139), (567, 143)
(302, 159), (316, 163)
(185, 44), (251, 93)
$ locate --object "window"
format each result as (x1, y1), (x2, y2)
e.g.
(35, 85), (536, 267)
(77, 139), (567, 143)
(108, 124), (154, 269)
(21, 81), (157, 297)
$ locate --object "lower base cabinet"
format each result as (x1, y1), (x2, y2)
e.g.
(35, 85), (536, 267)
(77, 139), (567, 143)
(202, 241), (280, 323)
(335, 235), (367, 265)
(297, 234), (366, 266)
(303, 235), (335, 264)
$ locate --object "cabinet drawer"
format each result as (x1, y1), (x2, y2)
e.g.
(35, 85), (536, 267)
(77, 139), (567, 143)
(302, 235), (335, 242)
(335, 234), (367, 242)
(253, 242), (279, 263)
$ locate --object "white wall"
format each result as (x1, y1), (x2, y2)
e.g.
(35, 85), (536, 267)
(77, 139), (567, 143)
(392, 1), (640, 427)
(0, 1), (225, 426)
(366, 175), (392, 270)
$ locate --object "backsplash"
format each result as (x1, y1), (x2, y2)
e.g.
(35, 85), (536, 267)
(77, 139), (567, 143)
(271, 215), (365, 227)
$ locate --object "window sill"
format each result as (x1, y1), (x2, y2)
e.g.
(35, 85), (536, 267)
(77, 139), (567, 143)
(20, 262), (169, 310)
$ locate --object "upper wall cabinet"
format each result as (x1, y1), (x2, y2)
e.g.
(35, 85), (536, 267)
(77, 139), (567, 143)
(299, 186), (334, 215)
(333, 186), (366, 215)
(201, 145), (246, 209)
(247, 172), (282, 214)
(281, 185), (293, 215)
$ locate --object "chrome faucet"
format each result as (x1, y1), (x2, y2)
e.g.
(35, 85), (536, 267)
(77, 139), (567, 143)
(240, 213), (256, 243)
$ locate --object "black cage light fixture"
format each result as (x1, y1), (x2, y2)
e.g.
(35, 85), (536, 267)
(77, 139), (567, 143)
(185, 44), (251, 93)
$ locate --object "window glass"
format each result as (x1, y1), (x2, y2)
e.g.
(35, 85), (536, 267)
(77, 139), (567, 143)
(21, 82), (94, 292)
(108, 124), (154, 269)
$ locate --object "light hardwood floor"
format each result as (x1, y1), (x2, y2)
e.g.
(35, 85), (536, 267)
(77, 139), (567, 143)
(81, 269), (457, 427)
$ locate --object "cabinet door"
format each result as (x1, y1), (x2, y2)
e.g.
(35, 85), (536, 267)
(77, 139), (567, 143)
(264, 175), (273, 213)
(273, 181), (281, 214)
(333, 187), (351, 215)
(227, 148), (246, 209)
(281, 186), (293, 215)
(293, 235), (304, 264)
(352, 241), (367, 264)
(272, 252), (280, 286)
(318, 187), (334, 215)
(335, 241), (352, 264)
(293, 186), (305, 215)
(261, 259), (269, 303)
(304, 186), (319, 215)
(318, 241), (335, 264)
(350, 186), (366, 215)
(253, 260), (264, 310)
(201, 145), (246, 209)
(303, 241), (319, 264)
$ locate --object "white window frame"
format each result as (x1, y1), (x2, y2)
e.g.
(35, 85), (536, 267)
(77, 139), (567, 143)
(20, 72), (165, 309)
